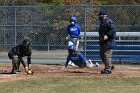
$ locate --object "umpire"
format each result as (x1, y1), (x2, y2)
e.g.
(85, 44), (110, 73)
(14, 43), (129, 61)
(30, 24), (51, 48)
(8, 39), (32, 74)
(98, 11), (116, 74)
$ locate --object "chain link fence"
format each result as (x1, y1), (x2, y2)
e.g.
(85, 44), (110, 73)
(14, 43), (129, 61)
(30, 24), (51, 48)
(0, 5), (139, 64)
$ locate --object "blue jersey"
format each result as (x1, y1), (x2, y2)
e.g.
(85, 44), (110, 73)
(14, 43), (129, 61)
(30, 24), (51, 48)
(66, 24), (81, 38)
(65, 52), (86, 68)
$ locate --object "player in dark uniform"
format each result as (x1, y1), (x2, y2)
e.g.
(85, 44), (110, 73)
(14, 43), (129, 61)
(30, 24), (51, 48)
(64, 45), (99, 68)
(8, 39), (32, 74)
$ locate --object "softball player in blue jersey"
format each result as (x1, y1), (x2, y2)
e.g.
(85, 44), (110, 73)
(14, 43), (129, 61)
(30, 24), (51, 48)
(66, 16), (81, 51)
(64, 45), (99, 68)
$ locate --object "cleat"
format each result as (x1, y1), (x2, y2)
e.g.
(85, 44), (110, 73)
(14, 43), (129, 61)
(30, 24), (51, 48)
(9, 71), (17, 74)
(111, 65), (115, 70)
(16, 70), (21, 72)
(95, 62), (100, 67)
(101, 68), (112, 74)
(68, 61), (76, 66)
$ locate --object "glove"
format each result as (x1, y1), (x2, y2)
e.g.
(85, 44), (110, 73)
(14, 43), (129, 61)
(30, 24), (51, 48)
(66, 36), (70, 40)
(80, 37), (84, 42)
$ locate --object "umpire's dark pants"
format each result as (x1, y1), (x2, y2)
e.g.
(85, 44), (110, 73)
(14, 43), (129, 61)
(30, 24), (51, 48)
(100, 44), (113, 69)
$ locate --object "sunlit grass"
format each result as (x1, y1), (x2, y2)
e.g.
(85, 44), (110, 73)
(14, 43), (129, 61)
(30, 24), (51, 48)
(0, 77), (139, 93)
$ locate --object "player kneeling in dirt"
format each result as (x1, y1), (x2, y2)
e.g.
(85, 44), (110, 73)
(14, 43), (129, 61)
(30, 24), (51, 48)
(8, 39), (32, 74)
(64, 45), (99, 68)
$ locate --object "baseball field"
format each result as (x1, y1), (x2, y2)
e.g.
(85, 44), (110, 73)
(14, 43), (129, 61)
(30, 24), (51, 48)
(0, 63), (140, 93)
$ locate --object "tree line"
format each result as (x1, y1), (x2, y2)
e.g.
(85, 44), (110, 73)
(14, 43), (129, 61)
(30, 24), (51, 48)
(0, 0), (139, 6)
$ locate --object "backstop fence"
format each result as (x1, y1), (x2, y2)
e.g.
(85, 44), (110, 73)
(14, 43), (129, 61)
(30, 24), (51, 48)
(0, 5), (139, 64)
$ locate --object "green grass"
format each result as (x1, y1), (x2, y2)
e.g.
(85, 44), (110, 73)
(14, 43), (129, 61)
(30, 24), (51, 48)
(0, 77), (140, 93)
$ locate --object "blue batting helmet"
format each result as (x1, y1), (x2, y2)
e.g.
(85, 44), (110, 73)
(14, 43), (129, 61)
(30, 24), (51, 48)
(68, 45), (75, 50)
(68, 45), (76, 54)
(70, 16), (77, 21)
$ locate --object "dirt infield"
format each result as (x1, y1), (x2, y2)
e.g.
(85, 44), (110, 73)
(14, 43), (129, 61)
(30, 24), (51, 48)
(0, 63), (140, 82)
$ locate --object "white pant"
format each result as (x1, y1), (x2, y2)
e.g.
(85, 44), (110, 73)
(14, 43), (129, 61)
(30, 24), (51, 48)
(68, 37), (79, 51)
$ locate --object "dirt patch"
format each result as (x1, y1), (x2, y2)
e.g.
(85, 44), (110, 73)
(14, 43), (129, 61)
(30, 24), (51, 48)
(0, 63), (140, 82)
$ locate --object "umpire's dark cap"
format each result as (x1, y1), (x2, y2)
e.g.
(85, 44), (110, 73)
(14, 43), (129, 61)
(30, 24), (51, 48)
(98, 11), (108, 16)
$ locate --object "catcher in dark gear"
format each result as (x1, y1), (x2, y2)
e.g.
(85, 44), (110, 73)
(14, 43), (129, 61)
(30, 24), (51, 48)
(8, 39), (32, 74)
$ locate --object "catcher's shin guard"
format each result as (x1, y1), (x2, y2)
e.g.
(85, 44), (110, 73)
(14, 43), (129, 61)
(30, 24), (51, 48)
(11, 55), (19, 73)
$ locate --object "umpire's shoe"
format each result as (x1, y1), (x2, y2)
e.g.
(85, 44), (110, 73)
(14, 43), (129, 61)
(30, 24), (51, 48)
(9, 70), (17, 74)
(101, 68), (112, 74)
(111, 65), (115, 70)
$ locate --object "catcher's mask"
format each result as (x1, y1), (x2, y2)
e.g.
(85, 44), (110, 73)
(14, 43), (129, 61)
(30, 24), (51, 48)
(68, 45), (76, 54)
(22, 39), (30, 48)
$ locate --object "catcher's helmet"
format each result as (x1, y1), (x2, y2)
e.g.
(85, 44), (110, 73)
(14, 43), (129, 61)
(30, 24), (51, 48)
(70, 16), (77, 21)
(22, 39), (30, 47)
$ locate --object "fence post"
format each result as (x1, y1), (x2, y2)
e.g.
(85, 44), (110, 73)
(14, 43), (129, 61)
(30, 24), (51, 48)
(84, 6), (87, 57)
(14, 7), (17, 46)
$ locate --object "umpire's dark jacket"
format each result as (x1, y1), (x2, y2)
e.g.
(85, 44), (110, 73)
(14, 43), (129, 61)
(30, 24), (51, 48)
(98, 18), (116, 49)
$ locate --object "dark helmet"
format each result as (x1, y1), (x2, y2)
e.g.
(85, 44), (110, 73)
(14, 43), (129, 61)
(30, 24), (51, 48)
(70, 16), (77, 21)
(22, 39), (30, 47)
(68, 45), (76, 54)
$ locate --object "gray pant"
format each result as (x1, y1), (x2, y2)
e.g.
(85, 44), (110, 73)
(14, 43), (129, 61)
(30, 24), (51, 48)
(11, 55), (19, 72)
(100, 44), (113, 68)
(68, 37), (79, 51)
